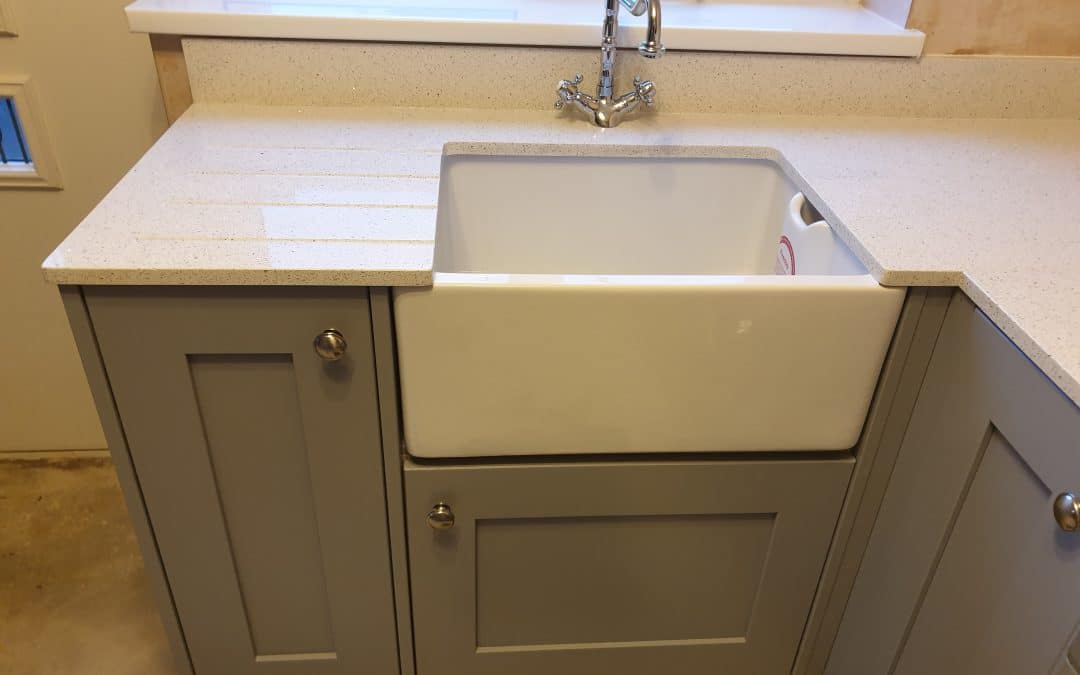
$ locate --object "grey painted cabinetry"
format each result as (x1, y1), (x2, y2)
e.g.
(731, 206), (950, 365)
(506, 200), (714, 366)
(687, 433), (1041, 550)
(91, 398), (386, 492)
(67, 283), (1080, 675)
(82, 287), (399, 675)
(405, 456), (854, 675)
(828, 294), (1080, 675)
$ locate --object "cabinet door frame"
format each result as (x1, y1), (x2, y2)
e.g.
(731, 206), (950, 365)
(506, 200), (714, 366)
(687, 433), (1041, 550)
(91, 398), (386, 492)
(406, 456), (853, 675)
(62, 286), (195, 675)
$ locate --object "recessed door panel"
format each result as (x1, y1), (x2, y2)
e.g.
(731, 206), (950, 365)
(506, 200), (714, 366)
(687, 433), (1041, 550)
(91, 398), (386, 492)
(407, 457), (852, 675)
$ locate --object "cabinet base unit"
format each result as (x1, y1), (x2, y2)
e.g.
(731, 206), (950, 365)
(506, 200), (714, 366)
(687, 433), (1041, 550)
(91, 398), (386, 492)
(83, 287), (400, 675)
(405, 455), (853, 675)
(828, 293), (1080, 675)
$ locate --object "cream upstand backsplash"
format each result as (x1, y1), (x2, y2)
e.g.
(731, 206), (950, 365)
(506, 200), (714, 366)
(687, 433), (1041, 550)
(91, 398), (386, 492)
(183, 38), (1080, 118)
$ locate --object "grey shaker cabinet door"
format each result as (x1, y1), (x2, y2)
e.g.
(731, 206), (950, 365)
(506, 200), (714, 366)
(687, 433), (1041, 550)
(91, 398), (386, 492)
(829, 294), (1080, 675)
(84, 287), (399, 675)
(406, 456), (854, 675)
(894, 300), (1080, 675)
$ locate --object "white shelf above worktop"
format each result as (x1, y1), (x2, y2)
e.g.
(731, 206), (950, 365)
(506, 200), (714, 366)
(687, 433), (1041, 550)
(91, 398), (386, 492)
(125, 0), (925, 57)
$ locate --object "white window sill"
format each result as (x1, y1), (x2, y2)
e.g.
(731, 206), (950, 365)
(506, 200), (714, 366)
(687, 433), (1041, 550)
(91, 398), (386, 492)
(126, 0), (925, 58)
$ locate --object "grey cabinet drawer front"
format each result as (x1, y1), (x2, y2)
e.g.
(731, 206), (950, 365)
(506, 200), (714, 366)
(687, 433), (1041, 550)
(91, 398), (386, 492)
(85, 287), (399, 675)
(406, 456), (853, 675)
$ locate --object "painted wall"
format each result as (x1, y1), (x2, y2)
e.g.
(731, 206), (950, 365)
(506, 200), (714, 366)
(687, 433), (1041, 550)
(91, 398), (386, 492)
(0, 0), (166, 451)
(909, 0), (1080, 55)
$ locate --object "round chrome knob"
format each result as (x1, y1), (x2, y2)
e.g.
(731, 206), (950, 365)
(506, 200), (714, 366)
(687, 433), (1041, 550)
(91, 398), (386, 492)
(426, 503), (455, 530)
(1053, 493), (1079, 532)
(313, 329), (347, 361)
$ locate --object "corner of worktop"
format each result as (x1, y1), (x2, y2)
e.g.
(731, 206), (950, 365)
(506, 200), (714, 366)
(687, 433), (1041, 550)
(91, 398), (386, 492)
(873, 268), (967, 289)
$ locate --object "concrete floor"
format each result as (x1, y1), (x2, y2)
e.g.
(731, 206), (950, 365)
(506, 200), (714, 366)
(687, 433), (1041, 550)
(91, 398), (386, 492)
(0, 454), (175, 675)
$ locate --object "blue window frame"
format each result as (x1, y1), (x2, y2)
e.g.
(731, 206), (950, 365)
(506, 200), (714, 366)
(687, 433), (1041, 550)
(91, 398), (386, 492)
(0, 96), (31, 165)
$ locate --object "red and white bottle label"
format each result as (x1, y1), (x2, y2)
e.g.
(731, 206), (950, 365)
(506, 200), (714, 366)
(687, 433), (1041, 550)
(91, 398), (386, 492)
(776, 236), (796, 275)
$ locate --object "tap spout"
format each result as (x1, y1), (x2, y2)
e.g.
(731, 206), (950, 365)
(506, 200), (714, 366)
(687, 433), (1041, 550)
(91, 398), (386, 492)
(638, 0), (664, 58)
(599, 0), (620, 99)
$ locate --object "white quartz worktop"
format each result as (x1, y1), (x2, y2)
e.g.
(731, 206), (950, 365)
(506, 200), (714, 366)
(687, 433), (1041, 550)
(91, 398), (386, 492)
(43, 103), (1080, 404)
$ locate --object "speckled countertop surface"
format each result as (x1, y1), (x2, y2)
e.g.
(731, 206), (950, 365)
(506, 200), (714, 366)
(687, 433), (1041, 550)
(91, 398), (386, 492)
(43, 103), (1080, 403)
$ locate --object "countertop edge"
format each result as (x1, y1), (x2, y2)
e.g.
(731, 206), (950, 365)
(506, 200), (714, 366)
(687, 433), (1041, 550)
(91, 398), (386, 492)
(45, 262), (1080, 405)
(41, 267), (436, 287)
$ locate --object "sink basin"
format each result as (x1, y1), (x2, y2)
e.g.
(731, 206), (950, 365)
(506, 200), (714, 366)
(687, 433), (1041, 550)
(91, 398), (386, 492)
(394, 148), (905, 458)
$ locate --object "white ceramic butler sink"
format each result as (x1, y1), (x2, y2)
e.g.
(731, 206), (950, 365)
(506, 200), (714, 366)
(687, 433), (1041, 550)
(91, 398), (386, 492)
(394, 147), (905, 458)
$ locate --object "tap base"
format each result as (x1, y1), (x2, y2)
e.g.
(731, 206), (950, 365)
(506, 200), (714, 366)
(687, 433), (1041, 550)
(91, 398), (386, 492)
(555, 76), (656, 128)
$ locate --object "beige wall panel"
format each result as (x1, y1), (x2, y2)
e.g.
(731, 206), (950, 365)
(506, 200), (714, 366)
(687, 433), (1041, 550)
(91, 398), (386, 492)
(910, 0), (1080, 55)
(0, 0), (166, 451)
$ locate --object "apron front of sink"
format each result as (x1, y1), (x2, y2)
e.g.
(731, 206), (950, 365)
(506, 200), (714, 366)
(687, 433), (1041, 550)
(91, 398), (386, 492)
(394, 148), (905, 458)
